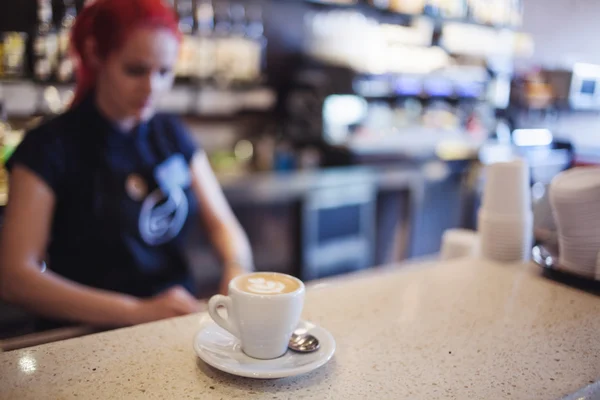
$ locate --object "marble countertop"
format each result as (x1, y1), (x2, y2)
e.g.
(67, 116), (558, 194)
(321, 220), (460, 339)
(1, 258), (599, 399)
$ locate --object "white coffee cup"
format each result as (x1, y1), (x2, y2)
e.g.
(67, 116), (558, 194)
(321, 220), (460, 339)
(208, 272), (305, 360)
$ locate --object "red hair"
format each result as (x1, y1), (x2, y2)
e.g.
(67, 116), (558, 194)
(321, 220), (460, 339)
(70, 0), (181, 106)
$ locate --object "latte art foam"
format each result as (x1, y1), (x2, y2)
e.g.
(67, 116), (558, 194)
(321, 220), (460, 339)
(235, 272), (301, 295)
(246, 278), (285, 294)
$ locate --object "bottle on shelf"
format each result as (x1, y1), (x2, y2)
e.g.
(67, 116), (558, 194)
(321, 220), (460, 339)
(369, 0), (389, 10)
(174, 0), (196, 82)
(244, 3), (267, 85)
(0, 32), (28, 80)
(490, 0), (507, 26)
(228, 3), (249, 86)
(56, 0), (77, 84)
(193, 0), (217, 83)
(509, 0), (523, 27)
(273, 138), (296, 172)
(387, 0), (426, 15)
(467, 0), (485, 24)
(33, 0), (59, 83)
(213, 0), (234, 88)
(426, 0), (468, 19)
(214, 2), (266, 88)
(468, 0), (514, 26)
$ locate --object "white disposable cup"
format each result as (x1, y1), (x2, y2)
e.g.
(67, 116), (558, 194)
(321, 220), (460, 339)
(549, 168), (600, 276)
(478, 210), (533, 238)
(479, 210), (533, 263)
(440, 229), (479, 261)
(559, 255), (596, 278)
(550, 167), (600, 197)
(208, 272), (305, 360)
(481, 159), (531, 216)
(559, 235), (600, 272)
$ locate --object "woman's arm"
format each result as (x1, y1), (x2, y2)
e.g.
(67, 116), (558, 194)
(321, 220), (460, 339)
(190, 152), (254, 293)
(0, 166), (201, 327)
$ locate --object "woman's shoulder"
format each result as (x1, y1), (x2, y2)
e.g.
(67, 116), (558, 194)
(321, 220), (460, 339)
(24, 109), (84, 146)
(7, 110), (89, 191)
(152, 113), (200, 162)
(153, 112), (185, 131)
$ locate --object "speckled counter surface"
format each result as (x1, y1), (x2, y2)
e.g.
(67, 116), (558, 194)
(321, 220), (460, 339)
(1, 258), (599, 400)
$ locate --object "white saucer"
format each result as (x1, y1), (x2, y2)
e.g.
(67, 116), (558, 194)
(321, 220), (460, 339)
(194, 319), (336, 379)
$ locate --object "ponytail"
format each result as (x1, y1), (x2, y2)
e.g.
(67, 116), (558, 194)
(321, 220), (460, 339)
(69, 0), (181, 107)
(70, 1), (100, 106)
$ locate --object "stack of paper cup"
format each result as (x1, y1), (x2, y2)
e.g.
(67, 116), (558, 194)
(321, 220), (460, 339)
(478, 159), (533, 262)
(440, 229), (480, 261)
(549, 167), (600, 279)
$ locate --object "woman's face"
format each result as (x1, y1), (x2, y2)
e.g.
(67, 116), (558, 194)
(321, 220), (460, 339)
(96, 27), (179, 124)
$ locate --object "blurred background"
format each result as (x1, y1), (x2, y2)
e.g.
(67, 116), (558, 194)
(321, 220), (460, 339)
(0, 0), (598, 336)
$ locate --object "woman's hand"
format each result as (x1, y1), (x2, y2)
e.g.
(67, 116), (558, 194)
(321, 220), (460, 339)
(131, 286), (202, 325)
(219, 264), (247, 295)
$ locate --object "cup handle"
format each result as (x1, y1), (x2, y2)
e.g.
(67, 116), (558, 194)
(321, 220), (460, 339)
(208, 295), (240, 339)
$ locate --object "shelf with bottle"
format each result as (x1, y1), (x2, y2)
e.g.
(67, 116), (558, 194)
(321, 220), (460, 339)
(280, 59), (498, 158)
(30, 0), (77, 84)
(352, 68), (489, 101)
(0, 80), (74, 117)
(0, 79), (276, 118)
(293, 58), (491, 101)
(302, 6), (528, 77)
(321, 93), (491, 159)
(157, 83), (276, 116)
(0, 32), (29, 81)
(0, 0), (77, 85)
(1, 0), (267, 90)
(173, 0), (267, 90)
(302, 0), (524, 29)
(303, 0), (413, 27)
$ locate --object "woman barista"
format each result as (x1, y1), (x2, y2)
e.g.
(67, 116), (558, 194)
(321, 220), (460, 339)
(0, 0), (253, 329)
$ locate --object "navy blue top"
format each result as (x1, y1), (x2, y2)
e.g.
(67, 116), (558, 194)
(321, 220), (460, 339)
(7, 95), (201, 300)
